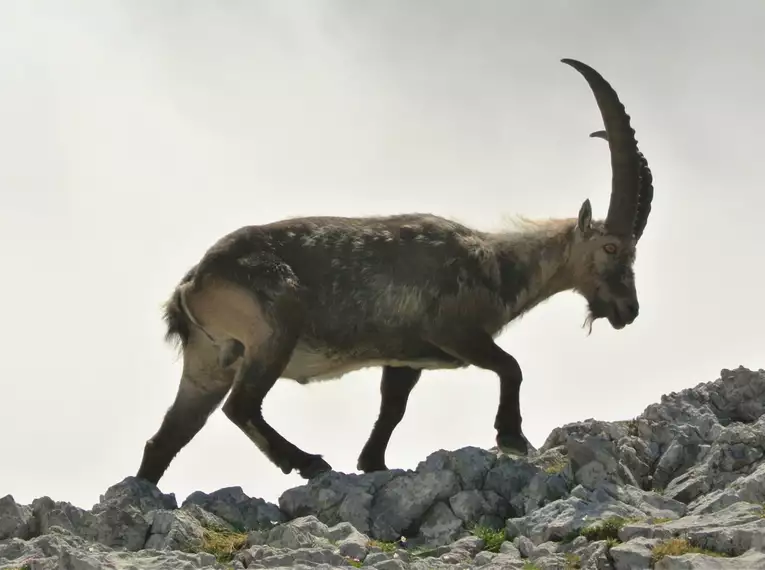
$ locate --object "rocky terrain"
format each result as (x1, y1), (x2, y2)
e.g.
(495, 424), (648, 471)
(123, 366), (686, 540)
(3, 366), (765, 570)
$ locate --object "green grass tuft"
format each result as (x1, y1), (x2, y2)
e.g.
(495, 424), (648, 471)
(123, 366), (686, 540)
(369, 539), (398, 553)
(579, 515), (640, 542)
(543, 457), (569, 475)
(191, 523), (248, 563)
(651, 537), (729, 565)
(564, 552), (582, 569)
(470, 524), (506, 553)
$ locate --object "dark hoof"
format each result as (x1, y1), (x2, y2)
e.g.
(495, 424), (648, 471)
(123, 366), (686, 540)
(496, 432), (531, 456)
(357, 456), (387, 473)
(298, 455), (332, 479)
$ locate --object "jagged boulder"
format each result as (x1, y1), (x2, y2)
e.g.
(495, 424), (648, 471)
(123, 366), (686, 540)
(2, 366), (765, 569)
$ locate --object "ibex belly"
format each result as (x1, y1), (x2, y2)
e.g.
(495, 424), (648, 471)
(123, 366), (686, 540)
(281, 343), (463, 384)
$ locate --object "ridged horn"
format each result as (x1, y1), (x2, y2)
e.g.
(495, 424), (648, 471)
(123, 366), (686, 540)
(561, 59), (643, 239)
(590, 130), (654, 241)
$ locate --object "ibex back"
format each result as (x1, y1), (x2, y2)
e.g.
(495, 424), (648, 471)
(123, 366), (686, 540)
(136, 59), (655, 485)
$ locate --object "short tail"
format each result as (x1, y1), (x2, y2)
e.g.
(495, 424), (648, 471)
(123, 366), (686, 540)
(163, 266), (198, 351)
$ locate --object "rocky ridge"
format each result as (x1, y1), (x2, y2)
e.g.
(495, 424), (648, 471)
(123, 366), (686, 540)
(3, 366), (765, 569)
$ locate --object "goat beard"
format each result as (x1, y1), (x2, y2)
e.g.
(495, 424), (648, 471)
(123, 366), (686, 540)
(582, 310), (596, 336)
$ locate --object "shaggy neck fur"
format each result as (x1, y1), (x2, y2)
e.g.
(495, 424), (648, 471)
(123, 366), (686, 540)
(492, 217), (581, 316)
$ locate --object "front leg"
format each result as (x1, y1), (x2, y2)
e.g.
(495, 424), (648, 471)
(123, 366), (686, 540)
(426, 328), (531, 456)
(357, 366), (421, 473)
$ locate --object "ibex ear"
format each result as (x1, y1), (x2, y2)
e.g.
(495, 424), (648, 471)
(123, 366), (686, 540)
(577, 199), (593, 237)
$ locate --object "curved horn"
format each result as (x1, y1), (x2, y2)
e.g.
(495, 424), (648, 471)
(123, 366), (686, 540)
(561, 59), (642, 239)
(589, 130), (654, 242)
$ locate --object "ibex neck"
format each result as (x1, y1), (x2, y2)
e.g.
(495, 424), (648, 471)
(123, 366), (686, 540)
(493, 218), (577, 316)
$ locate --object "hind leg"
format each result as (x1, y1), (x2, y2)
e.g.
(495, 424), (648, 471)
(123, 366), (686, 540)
(221, 299), (332, 480)
(357, 366), (421, 473)
(137, 330), (236, 485)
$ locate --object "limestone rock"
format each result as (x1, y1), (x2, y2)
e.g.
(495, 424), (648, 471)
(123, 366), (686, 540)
(2, 365), (765, 569)
(183, 485), (284, 531)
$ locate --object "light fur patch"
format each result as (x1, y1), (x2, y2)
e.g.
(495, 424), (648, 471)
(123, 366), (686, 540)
(281, 343), (462, 384)
(182, 279), (273, 353)
(370, 279), (427, 324)
(242, 420), (272, 453)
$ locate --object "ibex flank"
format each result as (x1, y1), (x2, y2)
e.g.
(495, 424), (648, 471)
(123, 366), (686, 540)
(136, 58), (654, 485)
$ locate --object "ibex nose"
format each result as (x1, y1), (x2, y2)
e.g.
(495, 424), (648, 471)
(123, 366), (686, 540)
(625, 301), (639, 321)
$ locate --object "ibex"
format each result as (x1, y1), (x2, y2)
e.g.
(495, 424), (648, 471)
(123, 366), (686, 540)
(136, 58), (654, 485)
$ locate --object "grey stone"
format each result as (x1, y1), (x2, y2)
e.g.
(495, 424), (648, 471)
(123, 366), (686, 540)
(483, 456), (544, 515)
(374, 559), (408, 570)
(620, 502), (765, 557)
(531, 540), (559, 558)
(335, 528), (368, 560)
(31, 493), (150, 551)
(96, 476), (178, 514)
(473, 550), (497, 565)
(610, 536), (660, 570)
(0, 494), (34, 540)
(181, 502), (236, 531)
(279, 470), (397, 534)
(499, 540), (521, 556)
(265, 515), (334, 550)
(363, 550), (392, 565)
(577, 540), (612, 570)
(478, 553), (530, 570)
(517, 535), (535, 557)
(183, 485), (284, 531)
(449, 534), (484, 556)
(690, 461), (765, 515)
(438, 548), (471, 564)
(419, 446), (498, 490)
(25, 476), (180, 553)
(417, 502), (463, 547)
(619, 521), (667, 542)
(324, 520), (357, 541)
(532, 553), (574, 569)
(0, 527), (222, 569)
(371, 469), (461, 541)
(506, 490), (641, 544)
(449, 490), (510, 527)
(144, 508), (205, 551)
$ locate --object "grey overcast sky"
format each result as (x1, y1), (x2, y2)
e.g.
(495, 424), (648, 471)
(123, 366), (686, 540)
(1, 0), (763, 510)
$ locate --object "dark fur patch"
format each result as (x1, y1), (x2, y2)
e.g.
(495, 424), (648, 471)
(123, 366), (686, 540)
(162, 214), (575, 366)
(496, 249), (531, 305)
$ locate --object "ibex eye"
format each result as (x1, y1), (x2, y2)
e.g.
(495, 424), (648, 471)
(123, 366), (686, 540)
(603, 243), (617, 254)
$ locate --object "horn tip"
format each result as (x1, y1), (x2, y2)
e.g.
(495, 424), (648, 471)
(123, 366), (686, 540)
(561, 58), (586, 70)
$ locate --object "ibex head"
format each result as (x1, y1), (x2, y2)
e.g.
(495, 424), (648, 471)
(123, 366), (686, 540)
(562, 59), (654, 332)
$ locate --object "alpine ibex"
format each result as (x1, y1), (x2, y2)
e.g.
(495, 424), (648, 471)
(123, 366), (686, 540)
(136, 58), (654, 485)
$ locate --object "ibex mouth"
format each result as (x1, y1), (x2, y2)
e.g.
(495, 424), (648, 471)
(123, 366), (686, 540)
(606, 301), (638, 330)
(608, 313), (628, 330)
(586, 295), (631, 331)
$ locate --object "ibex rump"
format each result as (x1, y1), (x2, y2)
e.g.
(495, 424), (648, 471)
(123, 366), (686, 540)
(136, 59), (654, 485)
